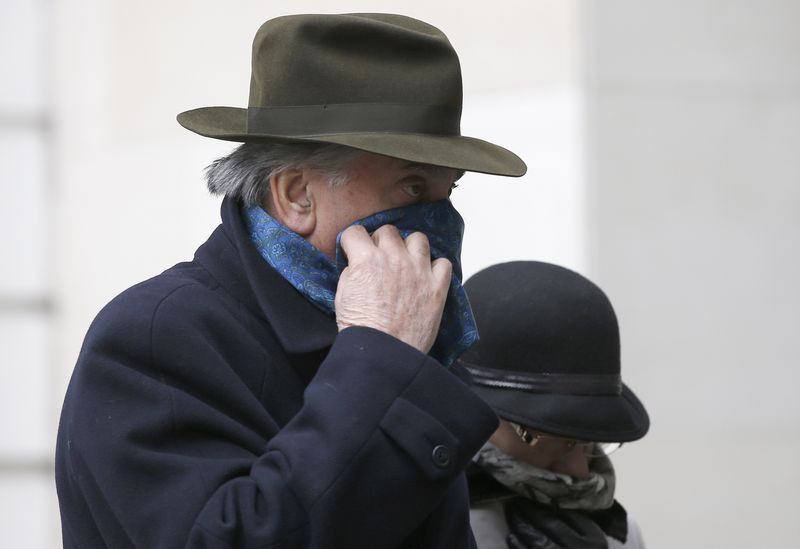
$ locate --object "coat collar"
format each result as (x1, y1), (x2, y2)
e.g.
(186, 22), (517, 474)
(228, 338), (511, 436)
(194, 197), (338, 355)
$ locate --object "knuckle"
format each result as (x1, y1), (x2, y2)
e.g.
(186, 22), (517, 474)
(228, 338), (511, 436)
(351, 225), (369, 237)
(406, 231), (427, 246)
(410, 230), (429, 243)
(341, 225), (365, 243)
(374, 224), (398, 236)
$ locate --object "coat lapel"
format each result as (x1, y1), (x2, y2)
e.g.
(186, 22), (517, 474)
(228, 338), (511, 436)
(195, 197), (338, 357)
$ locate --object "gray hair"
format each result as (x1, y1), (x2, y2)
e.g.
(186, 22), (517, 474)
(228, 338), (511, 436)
(204, 142), (364, 206)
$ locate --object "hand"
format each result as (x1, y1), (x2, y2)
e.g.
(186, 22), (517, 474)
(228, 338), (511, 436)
(505, 500), (608, 549)
(335, 224), (452, 353)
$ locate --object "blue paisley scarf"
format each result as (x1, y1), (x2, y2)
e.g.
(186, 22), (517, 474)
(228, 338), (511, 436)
(243, 200), (478, 367)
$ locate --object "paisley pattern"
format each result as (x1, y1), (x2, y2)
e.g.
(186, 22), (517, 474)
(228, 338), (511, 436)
(244, 205), (339, 312)
(243, 200), (478, 367)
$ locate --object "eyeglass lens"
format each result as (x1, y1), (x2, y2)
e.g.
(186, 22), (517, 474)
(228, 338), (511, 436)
(510, 422), (623, 458)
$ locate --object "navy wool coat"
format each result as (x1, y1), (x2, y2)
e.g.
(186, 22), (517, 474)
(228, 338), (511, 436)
(55, 198), (498, 548)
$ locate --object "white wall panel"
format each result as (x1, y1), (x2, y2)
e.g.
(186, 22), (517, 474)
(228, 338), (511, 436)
(589, 92), (800, 433)
(0, 128), (48, 298)
(0, 312), (50, 458)
(584, 1), (800, 547)
(0, 2), (54, 547)
(588, 0), (800, 91)
(613, 433), (800, 548)
(457, 90), (586, 278)
(0, 471), (58, 549)
(0, 0), (47, 113)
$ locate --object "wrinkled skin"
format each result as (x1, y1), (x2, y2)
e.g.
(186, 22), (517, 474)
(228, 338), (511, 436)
(336, 224), (452, 353)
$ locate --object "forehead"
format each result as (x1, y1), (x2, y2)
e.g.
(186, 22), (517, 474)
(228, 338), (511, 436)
(346, 152), (460, 181)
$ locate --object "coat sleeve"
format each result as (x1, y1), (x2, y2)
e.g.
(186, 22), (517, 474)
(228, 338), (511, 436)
(56, 282), (498, 548)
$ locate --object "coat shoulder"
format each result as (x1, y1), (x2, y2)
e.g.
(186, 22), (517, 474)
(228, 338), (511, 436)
(80, 260), (228, 358)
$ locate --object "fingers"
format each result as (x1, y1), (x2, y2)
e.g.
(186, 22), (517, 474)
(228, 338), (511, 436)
(338, 225), (373, 263)
(342, 225), (450, 285)
(404, 231), (431, 259)
(342, 225), (429, 262)
(371, 224), (406, 253)
(431, 257), (452, 288)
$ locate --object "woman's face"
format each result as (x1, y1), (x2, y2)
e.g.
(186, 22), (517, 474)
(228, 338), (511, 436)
(489, 419), (591, 479)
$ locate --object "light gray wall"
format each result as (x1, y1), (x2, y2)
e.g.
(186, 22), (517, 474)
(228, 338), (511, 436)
(0, 0), (56, 546)
(583, 1), (800, 547)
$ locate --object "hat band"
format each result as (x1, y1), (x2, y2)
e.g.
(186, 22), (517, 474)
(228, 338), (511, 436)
(462, 363), (623, 396)
(247, 103), (461, 136)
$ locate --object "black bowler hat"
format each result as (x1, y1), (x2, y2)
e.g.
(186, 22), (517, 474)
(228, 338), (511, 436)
(177, 13), (526, 177)
(459, 261), (649, 443)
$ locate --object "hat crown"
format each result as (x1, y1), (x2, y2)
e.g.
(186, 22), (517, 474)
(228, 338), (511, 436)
(462, 261), (621, 377)
(248, 14), (463, 111)
(175, 13), (527, 178)
(461, 261), (650, 443)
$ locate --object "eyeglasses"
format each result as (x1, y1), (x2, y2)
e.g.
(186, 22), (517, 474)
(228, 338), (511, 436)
(508, 422), (623, 459)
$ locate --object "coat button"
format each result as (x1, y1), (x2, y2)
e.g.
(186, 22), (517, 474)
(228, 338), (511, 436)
(431, 445), (451, 468)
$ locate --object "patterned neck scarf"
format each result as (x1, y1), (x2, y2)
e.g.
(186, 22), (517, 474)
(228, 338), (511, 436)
(474, 441), (617, 511)
(243, 200), (477, 367)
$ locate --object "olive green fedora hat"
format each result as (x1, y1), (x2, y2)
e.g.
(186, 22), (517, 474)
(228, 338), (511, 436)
(177, 13), (526, 177)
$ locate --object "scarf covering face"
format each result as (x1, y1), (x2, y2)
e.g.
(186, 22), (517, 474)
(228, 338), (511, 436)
(475, 441), (617, 511)
(243, 199), (477, 367)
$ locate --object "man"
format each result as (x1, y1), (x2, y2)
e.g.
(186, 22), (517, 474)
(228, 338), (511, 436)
(55, 13), (526, 548)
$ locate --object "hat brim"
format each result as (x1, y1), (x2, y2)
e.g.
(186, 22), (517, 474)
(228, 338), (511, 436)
(177, 107), (527, 177)
(471, 382), (650, 443)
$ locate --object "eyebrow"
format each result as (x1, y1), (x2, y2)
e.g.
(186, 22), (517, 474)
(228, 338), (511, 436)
(397, 161), (438, 173)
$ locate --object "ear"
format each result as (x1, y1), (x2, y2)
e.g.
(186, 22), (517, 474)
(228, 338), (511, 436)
(266, 169), (316, 237)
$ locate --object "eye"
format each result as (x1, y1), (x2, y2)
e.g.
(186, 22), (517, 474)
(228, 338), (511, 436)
(402, 180), (425, 198)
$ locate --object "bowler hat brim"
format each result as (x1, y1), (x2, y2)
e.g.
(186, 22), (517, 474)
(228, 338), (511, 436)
(471, 382), (650, 443)
(177, 106), (527, 177)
